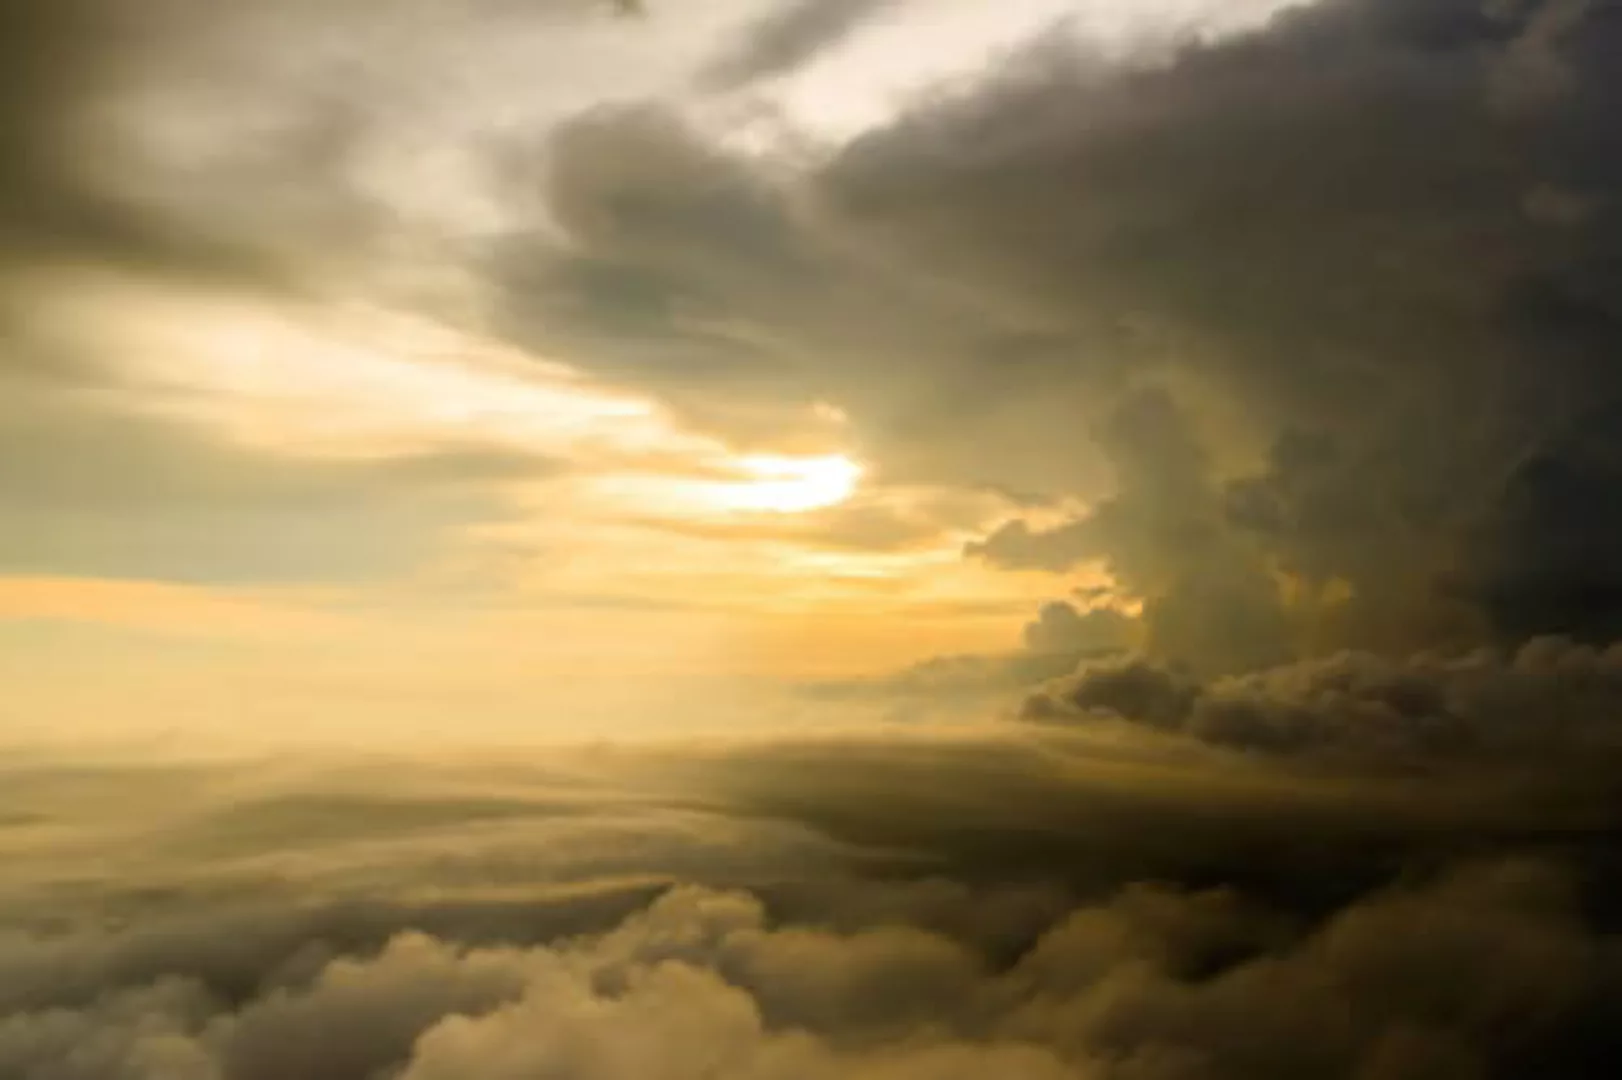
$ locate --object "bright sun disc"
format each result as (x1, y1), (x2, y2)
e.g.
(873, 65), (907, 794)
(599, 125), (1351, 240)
(719, 454), (864, 514)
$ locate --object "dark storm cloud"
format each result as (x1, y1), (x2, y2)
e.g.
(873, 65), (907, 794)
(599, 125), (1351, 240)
(827, 0), (1622, 663)
(699, 0), (900, 89)
(494, 0), (1622, 671)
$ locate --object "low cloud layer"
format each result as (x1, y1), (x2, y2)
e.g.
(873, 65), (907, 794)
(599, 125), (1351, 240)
(9, 861), (1613, 1080)
(4, 713), (1622, 1079)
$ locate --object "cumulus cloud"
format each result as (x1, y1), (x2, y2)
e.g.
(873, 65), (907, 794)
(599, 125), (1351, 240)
(1023, 600), (1139, 657)
(478, 0), (1622, 672)
(1024, 636), (1622, 766)
(835, 0), (1622, 663)
(3, 715), (1622, 1079)
(3, 841), (1616, 1079)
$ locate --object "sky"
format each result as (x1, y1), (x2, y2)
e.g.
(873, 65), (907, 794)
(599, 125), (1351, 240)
(0, 0), (1335, 746)
(5, 0), (1622, 1076)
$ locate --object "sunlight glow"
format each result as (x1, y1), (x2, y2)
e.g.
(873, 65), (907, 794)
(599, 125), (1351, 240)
(714, 454), (865, 514)
(126, 300), (665, 456)
(597, 453), (866, 519)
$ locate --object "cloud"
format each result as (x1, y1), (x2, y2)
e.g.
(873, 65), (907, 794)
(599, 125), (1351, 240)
(2, 712), (1621, 1078)
(699, 0), (901, 90)
(1489, 0), (1595, 115)
(0, 374), (555, 583)
(477, 0), (1622, 673)
(0, 1), (152, 259)
(9, 0), (1620, 664)
(1023, 635), (1622, 767)
(968, 389), (1295, 674)
(805, 599), (1137, 713)
(1025, 656), (1200, 731)
(1023, 600), (1138, 656)
(823, 0), (1622, 664)
(0, 1), (345, 292)
(1, 830), (1616, 1078)
(0, 0), (688, 302)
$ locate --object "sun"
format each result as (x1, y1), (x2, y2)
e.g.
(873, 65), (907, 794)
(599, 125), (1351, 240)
(715, 454), (864, 514)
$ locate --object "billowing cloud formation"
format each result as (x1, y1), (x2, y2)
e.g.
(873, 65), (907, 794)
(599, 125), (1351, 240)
(488, 0), (1622, 673)
(14, 866), (1598, 1080)
(2, 725), (1621, 1080)
(1023, 599), (1138, 657)
(13, 0), (1621, 666)
(1025, 636), (1622, 764)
